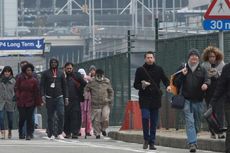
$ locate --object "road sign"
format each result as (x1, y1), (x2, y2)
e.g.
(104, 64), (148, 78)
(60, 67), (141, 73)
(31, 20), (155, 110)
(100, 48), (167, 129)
(0, 38), (44, 56)
(204, 0), (230, 19)
(203, 19), (230, 30)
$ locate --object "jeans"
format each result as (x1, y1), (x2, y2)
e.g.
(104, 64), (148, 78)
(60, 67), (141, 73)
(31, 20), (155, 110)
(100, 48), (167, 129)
(0, 111), (13, 130)
(183, 100), (203, 144)
(46, 97), (64, 137)
(225, 102), (230, 153)
(141, 108), (159, 144)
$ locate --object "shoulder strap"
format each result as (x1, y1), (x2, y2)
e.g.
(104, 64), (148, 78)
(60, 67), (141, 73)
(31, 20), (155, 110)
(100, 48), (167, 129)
(142, 66), (161, 93)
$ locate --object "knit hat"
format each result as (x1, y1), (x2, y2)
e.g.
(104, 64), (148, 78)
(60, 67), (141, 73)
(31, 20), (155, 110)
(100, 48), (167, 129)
(89, 65), (96, 71)
(187, 48), (200, 59)
(78, 68), (86, 77)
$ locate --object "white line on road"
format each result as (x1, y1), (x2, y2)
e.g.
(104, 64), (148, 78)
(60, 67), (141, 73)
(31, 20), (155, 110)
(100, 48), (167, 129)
(42, 137), (158, 153)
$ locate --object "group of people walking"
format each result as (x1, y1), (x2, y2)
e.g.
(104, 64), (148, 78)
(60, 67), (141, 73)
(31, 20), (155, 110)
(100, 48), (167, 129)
(0, 58), (114, 141)
(134, 48), (229, 153)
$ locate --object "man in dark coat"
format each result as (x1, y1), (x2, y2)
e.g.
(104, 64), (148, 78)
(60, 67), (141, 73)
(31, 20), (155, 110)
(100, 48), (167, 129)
(64, 62), (86, 139)
(40, 58), (68, 140)
(134, 51), (171, 150)
(210, 63), (230, 153)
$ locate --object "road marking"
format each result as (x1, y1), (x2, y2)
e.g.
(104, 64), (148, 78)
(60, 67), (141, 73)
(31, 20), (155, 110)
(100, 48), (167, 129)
(45, 137), (155, 153)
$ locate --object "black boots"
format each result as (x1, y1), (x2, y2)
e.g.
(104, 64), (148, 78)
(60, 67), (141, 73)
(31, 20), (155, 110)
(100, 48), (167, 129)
(143, 140), (148, 149)
(143, 140), (157, 150)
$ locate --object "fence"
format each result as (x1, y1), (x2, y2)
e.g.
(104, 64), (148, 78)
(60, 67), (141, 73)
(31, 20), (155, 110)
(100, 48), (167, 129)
(9, 32), (230, 130)
(77, 53), (129, 125)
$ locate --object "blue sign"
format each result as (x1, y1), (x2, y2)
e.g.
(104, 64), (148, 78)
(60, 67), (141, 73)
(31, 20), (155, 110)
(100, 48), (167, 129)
(0, 38), (44, 50)
(203, 20), (230, 30)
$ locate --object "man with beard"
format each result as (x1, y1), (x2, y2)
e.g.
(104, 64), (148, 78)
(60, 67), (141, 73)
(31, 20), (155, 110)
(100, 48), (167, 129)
(64, 63), (86, 139)
(40, 58), (68, 140)
(173, 49), (210, 152)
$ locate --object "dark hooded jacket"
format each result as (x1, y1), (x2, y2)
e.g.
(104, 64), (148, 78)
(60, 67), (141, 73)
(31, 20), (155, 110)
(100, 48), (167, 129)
(40, 59), (68, 98)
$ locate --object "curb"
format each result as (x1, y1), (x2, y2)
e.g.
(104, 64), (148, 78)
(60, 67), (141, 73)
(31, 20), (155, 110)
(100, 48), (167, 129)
(108, 131), (225, 152)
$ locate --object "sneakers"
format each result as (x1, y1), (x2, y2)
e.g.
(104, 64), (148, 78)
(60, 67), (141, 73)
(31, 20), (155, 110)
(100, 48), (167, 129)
(149, 144), (156, 150)
(96, 135), (100, 139)
(19, 135), (25, 139)
(71, 134), (78, 139)
(8, 130), (12, 139)
(102, 131), (107, 136)
(189, 144), (197, 152)
(210, 133), (216, 139)
(57, 134), (65, 140)
(218, 133), (225, 139)
(49, 135), (55, 140)
(26, 136), (31, 140)
(143, 140), (148, 149)
(64, 134), (71, 139)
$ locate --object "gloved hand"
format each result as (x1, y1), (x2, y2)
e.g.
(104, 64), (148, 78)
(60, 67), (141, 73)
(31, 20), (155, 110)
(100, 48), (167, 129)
(42, 96), (46, 104)
(65, 98), (69, 106)
(141, 80), (151, 90)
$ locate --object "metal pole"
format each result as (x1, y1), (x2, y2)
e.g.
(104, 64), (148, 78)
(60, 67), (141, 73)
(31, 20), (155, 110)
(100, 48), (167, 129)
(152, 0), (154, 29)
(173, 0), (175, 24)
(101, 0), (103, 15)
(116, 0), (119, 14)
(162, 0), (165, 22)
(127, 30), (131, 100)
(156, 0), (158, 18)
(21, 0), (24, 26)
(155, 18), (159, 52)
(219, 31), (224, 54)
(67, 0), (72, 15)
(52, 0), (56, 14)
(92, 0), (96, 59)
(135, 0), (138, 33)
(0, 0), (3, 37)
(142, 0), (144, 29)
(89, 0), (92, 34)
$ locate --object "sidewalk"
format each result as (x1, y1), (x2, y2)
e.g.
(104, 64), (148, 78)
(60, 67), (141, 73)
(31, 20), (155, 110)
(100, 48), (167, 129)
(108, 128), (225, 152)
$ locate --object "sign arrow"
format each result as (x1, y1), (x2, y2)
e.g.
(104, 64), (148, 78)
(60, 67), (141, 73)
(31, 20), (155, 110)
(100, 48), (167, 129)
(36, 40), (42, 48)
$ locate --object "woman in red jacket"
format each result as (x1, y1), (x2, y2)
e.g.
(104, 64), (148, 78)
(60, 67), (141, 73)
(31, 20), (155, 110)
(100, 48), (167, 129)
(15, 63), (42, 140)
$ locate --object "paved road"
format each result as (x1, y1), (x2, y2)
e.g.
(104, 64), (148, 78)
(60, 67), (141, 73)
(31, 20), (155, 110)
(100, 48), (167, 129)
(0, 130), (221, 153)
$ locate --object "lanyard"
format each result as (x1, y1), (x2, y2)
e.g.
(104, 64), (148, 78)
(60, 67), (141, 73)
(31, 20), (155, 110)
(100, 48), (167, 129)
(52, 69), (57, 78)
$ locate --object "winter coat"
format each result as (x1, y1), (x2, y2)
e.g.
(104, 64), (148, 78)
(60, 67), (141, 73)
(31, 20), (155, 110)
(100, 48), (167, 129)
(202, 61), (225, 104)
(84, 77), (114, 109)
(65, 72), (87, 111)
(133, 63), (169, 109)
(15, 74), (42, 107)
(210, 63), (230, 105)
(173, 63), (210, 102)
(0, 77), (16, 112)
(40, 69), (68, 98)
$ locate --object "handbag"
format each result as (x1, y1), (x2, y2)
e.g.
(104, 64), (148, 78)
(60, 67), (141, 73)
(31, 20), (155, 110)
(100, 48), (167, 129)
(170, 81), (185, 109)
(170, 65), (187, 109)
(171, 94), (185, 109)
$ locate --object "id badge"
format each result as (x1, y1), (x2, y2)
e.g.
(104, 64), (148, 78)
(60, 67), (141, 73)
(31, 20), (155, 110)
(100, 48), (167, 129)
(50, 83), (55, 88)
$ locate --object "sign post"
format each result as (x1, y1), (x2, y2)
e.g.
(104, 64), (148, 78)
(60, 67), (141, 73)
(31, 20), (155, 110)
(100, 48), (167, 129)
(0, 38), (45, 56)
(203, 0), (230, 53)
